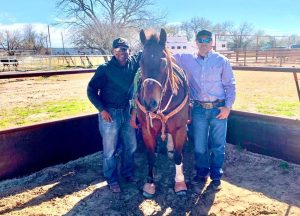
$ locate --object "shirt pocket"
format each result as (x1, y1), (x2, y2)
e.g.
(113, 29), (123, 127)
(206, 63), (223, 82)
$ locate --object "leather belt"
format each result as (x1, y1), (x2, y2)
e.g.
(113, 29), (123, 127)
(193, 99), (225, 109)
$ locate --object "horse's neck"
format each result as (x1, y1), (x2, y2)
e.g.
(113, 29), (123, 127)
(160, 74), (186, 114)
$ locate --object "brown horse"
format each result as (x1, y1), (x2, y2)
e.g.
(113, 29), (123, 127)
(136, 29), (189, 197)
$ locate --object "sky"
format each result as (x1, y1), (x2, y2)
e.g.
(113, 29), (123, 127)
(1, 0), (300, 47)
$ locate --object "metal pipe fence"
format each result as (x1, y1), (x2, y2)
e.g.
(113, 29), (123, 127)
(0, 55), (111, 72)
(219, 49), (300, 67)
(1, 49), (300, 73)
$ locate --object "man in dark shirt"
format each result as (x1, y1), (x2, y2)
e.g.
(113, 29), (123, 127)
(87, 37), (141, 193)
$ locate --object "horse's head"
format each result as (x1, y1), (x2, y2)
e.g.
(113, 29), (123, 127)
(139, 29), (168, 112)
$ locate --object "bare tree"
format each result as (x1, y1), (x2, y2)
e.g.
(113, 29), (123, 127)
(0, 30), (22, 54)
(228, 22), (254, 49)
(252, 30), (267, 49)
(164, 24), (181, 36)
(180, 21), (193, 41)
(289, 34), (300, 46)
(189, 17), (212, 35)
(213, 21), (234, 38)
(56, 0), (166, 53)
(178, 17), (212, 41)
(20, 25), (48, 54)
(22, 25), (37, 50)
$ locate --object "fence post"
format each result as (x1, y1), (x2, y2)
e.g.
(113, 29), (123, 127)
(293, 72), (300, 101)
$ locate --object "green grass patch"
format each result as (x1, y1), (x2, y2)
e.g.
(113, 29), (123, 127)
(256, 101), (300, 117)
(0, 99), (96, 129)
(278, 162), (290, 170)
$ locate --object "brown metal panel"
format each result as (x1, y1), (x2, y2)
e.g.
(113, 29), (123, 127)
(0, 114), (102, 180)
(0, 111), (299, 181)
(227, 111), (300, 164)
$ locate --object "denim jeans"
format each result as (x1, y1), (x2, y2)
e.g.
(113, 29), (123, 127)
(98, 107), (137, 185)
(192, 104), (227, 180)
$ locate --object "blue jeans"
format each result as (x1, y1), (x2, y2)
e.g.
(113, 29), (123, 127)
(98, 108), (137, 185)
(192, 104), (227, 180)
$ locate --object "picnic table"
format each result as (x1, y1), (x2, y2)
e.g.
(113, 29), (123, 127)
(0, 58), (19, 71)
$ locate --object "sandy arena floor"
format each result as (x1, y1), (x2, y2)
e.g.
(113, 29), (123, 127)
(0, 143), (299, 216)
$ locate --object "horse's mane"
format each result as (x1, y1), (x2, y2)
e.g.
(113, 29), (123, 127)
(164, 48), (183, 95)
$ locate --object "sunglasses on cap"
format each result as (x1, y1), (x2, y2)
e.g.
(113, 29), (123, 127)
(114, 47), (129, 52)
(197, 37), (212, 43)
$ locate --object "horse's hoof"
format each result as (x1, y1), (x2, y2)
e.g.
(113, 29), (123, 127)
(143, 183), (155, 198)
(174, 181), (187, 195)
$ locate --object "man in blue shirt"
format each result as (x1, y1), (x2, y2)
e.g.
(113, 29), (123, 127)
(87, 38), (141, 193)
(174, 30), (236, 191)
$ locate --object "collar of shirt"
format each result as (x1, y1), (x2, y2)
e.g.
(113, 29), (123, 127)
(194, 50), (214, 60)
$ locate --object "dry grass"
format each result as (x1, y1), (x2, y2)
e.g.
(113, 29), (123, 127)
(233, 71), (300, 118)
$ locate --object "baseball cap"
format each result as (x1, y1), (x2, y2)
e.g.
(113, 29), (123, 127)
(112, 37), (129, 48)
(196, 30), (212, 39)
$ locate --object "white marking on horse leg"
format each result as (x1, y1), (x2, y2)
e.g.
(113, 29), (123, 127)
(175, 163), (185, 182)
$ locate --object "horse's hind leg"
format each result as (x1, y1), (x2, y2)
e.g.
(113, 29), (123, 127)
(172, 127), (187, 195)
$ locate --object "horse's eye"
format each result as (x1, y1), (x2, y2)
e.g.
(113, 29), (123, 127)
(161, 58), (167, 68)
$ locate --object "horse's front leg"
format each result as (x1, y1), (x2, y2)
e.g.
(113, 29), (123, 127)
(172, 126), (188, 195)
(141, 126), (158, 198)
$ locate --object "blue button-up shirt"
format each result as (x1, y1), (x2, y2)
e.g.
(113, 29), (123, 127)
(174, 50), (236, 108)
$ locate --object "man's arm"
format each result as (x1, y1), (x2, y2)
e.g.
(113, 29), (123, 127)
(221, 60), (236, 109)
(87, 65), (106, 112)
(216, 59), (236, 120)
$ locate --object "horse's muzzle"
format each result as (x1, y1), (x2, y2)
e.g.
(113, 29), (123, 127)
(143, 98), (159, 112)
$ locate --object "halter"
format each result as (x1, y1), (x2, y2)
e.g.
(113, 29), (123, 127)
(142, 69), (174, 114)
(142, 78), (162, 89)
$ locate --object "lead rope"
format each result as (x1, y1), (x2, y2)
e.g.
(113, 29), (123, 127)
(146, 112), (151, 134)
(157, 62), (173, 140)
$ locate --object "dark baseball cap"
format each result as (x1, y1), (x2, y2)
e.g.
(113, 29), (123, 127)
(196, 30), (212, 38)
(112, 37), (129, 48)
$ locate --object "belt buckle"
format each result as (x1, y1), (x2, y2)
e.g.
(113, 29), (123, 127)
(202, 102), (213, 109)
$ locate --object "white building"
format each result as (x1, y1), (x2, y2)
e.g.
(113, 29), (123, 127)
(166, 36), (196, 54)
(166, 36), (228, 54)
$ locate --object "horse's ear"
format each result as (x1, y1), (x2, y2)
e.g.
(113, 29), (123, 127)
(140, 29), (146, 45)
(159, 28), (167, 46)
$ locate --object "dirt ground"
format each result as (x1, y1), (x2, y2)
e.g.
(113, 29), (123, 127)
(0, 74), (93, 110)
(0, 142), (299, 216)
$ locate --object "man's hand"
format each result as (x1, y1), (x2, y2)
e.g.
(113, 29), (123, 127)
(216, 107), (231, 119)
(100, 110), (112, 122)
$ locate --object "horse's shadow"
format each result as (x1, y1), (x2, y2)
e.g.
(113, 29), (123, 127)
(62, 145), (217, 216)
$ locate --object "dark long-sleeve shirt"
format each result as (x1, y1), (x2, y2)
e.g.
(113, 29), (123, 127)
(87, 53), (141, 112)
